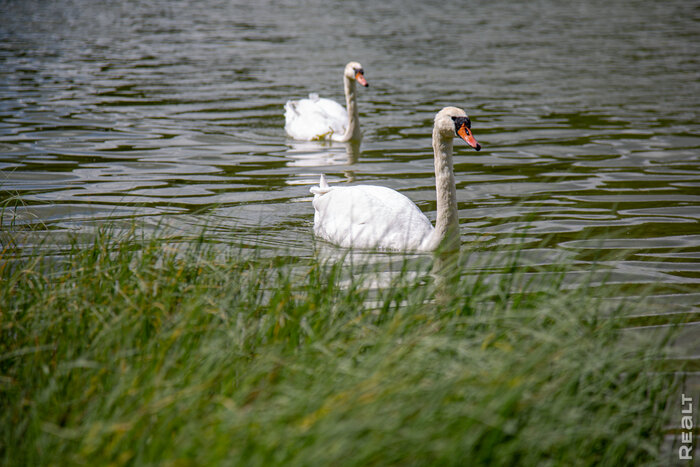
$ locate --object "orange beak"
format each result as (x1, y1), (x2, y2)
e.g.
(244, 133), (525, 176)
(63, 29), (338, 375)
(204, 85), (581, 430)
(355, 71), (369, 87)
(457, 124), (481, 151)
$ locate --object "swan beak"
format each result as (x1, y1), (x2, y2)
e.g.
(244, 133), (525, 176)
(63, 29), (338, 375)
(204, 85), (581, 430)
(355, 71), (369, 87)
(457, 124), (481, 151)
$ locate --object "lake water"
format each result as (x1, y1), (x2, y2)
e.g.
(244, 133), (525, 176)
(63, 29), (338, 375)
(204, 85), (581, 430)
(1, 1), (699, 358)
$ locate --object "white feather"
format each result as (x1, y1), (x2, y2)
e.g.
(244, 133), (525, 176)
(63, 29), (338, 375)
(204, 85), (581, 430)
(284, 94), (348, 141)
(311, 182), (434, 251)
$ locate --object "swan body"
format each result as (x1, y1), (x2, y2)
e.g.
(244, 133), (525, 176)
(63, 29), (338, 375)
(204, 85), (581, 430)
(285, 61), (368, 142)
(311, 177), (435, 251)
(310, 107), (481, 252)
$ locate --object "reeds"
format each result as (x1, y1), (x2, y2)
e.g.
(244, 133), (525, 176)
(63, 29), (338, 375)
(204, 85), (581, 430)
(0, 227), (678, 465)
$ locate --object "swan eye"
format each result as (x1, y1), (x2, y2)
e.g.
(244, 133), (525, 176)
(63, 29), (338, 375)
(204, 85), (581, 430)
(451, 116), (471, 132)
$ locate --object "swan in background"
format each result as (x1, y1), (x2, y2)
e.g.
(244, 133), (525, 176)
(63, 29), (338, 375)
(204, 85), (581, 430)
(284, 61), (369, 142)
(310, 107), (481, 252)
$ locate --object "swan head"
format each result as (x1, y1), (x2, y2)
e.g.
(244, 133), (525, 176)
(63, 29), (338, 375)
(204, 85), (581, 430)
(435, 106), (481, 151)
(344, 61), (369, 87)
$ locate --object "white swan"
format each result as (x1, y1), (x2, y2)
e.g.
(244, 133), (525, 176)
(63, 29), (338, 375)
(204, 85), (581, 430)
(310, 107), (481, 252)
(284, 61), (369, 142)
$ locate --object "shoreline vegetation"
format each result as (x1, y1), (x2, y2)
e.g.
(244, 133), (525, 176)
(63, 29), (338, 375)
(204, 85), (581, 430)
(0, 226), (682, 465)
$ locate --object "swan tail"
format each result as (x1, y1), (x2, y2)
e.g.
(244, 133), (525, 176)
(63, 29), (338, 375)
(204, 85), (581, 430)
(310, 174), (332, 196)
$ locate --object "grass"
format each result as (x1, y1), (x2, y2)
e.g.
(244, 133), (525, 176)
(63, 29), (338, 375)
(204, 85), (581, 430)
(0, 226), (680, 466)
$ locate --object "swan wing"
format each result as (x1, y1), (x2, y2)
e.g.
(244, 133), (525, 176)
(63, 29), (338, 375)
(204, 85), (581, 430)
(312, 96), (347, 133)
(312, 185), (434, 251)
(284, 94), (348, 141)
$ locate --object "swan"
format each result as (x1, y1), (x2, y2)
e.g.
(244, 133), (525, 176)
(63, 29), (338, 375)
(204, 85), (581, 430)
(284, 61), (369, 142)
(310, 107), (481, 252)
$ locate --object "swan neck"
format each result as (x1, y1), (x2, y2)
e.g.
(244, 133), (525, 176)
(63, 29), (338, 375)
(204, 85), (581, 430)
(341, 76), (361, 142)
(426, 129), (459, 252)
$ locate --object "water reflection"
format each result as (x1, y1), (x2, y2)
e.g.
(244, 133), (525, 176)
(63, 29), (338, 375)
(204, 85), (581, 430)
(285, 139), (361, 185)
(285, 140), (361, 168)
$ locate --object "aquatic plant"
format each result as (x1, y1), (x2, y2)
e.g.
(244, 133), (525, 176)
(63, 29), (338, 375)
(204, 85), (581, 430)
(0, 227), (679, 465)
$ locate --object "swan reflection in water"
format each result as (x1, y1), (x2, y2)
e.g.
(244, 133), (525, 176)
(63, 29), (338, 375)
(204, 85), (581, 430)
(310, 241), (460, 311)
(285, 140), (361, 167)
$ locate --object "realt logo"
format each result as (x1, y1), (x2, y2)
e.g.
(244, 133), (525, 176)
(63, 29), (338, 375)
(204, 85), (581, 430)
(679, 393), (694, 461)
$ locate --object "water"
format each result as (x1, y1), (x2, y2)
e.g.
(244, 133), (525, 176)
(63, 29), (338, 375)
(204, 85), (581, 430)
(1, 2), (699, 327)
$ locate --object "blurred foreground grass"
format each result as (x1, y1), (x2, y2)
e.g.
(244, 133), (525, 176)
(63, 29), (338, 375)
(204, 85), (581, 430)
(0, 228), (679, 465)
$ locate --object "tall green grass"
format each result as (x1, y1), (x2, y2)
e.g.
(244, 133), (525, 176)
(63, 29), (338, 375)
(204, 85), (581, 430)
(0, 227), (678, 465)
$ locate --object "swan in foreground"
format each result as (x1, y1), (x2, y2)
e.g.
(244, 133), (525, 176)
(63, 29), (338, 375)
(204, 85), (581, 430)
(284, 61), (369, 142)
(310, 107), (481, 252)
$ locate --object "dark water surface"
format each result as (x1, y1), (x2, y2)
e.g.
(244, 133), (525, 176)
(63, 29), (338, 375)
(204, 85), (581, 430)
(1, 0), (699, 356)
